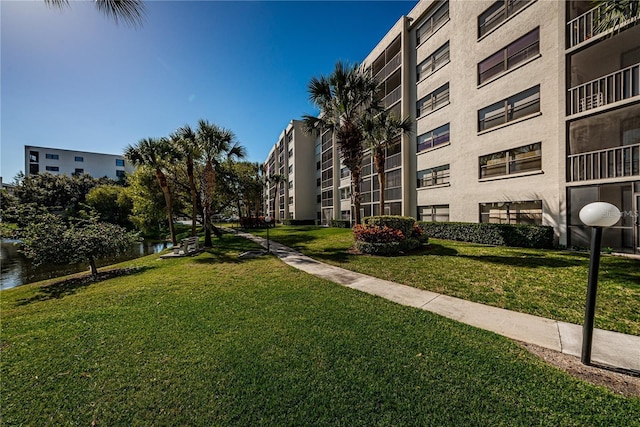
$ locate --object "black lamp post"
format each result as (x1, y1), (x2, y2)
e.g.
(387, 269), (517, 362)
(578, 202), (621, 365)
(264, 215), (272, 254)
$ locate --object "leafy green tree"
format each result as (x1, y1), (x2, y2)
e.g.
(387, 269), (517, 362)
(125, 137), (182, 245)
(85, 184), (134, 228)
(45, 0), (146, 27)
(303, 61), (380, 225)
(125, 166), (172, 238)
(196, 120), (246, 247)
(17, 212), (138, 277)
(363, 111), (413, 213)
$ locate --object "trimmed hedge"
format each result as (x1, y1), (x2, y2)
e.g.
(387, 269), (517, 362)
(418, 221), (554, 249)
(282, 219), (316, 226)
(355, 238), (421, 255)
(330, 220), (351, 228)
(362, 216), (416, 237)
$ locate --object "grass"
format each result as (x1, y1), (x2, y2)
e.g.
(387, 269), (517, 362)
(1, 233), (639, 425)
(250, 226), (640, 336)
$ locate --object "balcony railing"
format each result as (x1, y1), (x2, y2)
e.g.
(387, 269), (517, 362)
(568, 63), (639, 115)
(383, 85), (402, 109)
(567, 2), (639, 48)
(568, 142), (640, 182)
(374, 52), (401, 83)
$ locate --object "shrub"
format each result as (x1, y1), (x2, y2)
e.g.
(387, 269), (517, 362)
(282, 219), (316, 226)
(330, 219), (351, 228)
(362, 216), (416, 237)
(418, 222), (554, 249)
(353, 224), (405, 244)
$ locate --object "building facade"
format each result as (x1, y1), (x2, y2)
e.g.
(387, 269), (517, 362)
(265, 0), (640, 253)
(264, 121), (317, 221)
(24, 145), (134, 180)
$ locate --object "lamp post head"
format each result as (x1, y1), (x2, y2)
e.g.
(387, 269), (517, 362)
(579, 202), (621, 228)
(265, 215), (272, 223)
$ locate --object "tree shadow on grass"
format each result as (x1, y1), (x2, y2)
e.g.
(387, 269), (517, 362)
(458, 253), (585, 269)
(15, 266), (154, 306)
(423, 244), (459, 257)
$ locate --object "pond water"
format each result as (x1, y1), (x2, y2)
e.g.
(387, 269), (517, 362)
(0, 240), (170, 291)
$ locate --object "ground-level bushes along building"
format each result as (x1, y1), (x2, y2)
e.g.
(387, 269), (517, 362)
(262, 0), (640, 254)
(25, 145), (135, 180)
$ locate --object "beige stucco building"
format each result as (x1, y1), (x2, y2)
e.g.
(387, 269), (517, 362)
(264, 0), (640, 253)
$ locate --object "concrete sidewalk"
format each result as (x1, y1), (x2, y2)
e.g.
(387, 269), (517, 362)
(234, 230), (640, 373)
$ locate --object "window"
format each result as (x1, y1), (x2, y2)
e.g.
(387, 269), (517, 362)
(45, 166), (59, 172)
(317, 194), (321, 203)
(418, 205), (449, 222)
(417, 42), (450, 81)
(417, 164), (450, 188)
(29, 164), (39, 175)
(288, 180), (293, 189)
(74, 168), (84, 175)
(340, 187), (351, 200)
(480, 200), (542, 225)
(478, 28), (539, 84)
(29, 151), (39, 163)
(416, 1), (449, 45)
(316, 177), (321, 187)
(417, 83), (450, 117)
(479, 142), (541, 179)
(316, 161), (321, 170)
(116, 170), (126, 177)
(417, 123), (450, 152)
(288, 148), (293, 158)
(288, 165), (293, 174)
(478, 0), (533, 38)
(288, 196), (293, 205)
(478, 85), (540, 131)
(75, 156), (84, 162)
(115, 159), (125, 167)
(45, 153), (59, 160)
(340, 166), (350, 178)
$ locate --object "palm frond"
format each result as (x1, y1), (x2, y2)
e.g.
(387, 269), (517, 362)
(94, 0), (146, 28)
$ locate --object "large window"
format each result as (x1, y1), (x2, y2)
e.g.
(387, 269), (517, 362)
(478, 0), (533, 38)
(75, 156), (84, 162)
(480, 200), (542, 225)
(115, 159), (125, 167)
(29, 151), (39, 163)
(417, 83), (450, 117)
(416, 1), (449, 46)
(417, 123), (450, 152)
(45, 166), (59, 172)
(478, 28), (539, 85)
(45, 153), (59, 160)
(478, 85), (540, 131)
(417, 42), (450, 82)
(340, 187), (351, 200)
(418, 205), (450, 222)
(479, 142), (541, 179)
(417, 164), (450, 188)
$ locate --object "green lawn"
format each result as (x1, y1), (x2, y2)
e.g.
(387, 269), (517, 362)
(251, 226), (640, 336)
(1, 234), (638, 425)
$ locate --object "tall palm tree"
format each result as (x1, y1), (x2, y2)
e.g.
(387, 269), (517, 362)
(303, 61), (380, 226)
(363, 111), (413, 214)
(45, 0), (146, 27)
(171, 125), (200, 237)
(124, 137), (181, 245)
(196, 120), (246, 247)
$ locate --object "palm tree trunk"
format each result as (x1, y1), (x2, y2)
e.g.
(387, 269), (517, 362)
(155, 169), (177, 246)
(374, 151), (386, 214)
(203, 161), (216, 247)
(88, 256), (98, 277)
(187, 158), (198, 236)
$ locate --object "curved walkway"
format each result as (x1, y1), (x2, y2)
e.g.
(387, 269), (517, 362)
(234, 230), (640, 373)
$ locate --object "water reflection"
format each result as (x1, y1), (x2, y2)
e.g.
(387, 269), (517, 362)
(0, 240), (170, 290)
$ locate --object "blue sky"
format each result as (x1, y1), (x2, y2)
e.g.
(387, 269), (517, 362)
(1, 0), (417, 182)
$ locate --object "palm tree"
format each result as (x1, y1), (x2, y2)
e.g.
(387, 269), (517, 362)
(593, 0), (639, 35)
(267, 173), (286, 220)
(45, 0), (146, 27)
(196, 120), (246, 247)
(303, 61), (380, 226)
(124, 137), (181, 245)
(171, 125), (200, 237)
(363, 111), (413, 214)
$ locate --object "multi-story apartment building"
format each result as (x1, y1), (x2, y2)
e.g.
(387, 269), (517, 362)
(265, 0), (639, 253)
(24, 145), (134, 180)
(264, 120), (317, 221)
